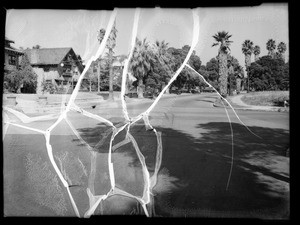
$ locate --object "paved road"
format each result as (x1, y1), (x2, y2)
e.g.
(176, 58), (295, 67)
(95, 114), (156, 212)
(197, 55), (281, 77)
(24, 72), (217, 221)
(3, 93), (289, 218)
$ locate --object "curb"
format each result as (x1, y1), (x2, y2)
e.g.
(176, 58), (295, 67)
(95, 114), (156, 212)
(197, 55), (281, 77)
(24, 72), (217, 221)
(213, 100), (289, 112)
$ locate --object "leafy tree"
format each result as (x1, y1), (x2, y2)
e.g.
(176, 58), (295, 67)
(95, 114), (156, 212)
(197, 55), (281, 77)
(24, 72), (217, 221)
(4, 69), (24, 93)
(212, 31), (233, 98)
(166, 45), (203, 92)
(205, 57), (219, 89)
(97, 21), (118, 100)
(248, 55), (288, 91)
(4, 54), (37, 93)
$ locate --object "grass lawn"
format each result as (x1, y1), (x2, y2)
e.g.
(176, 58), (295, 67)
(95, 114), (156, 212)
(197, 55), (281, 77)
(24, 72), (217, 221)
(241, 91), (289, 107)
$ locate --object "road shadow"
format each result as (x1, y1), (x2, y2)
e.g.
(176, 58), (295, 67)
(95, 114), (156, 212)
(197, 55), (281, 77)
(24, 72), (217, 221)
(152, 122), (289, 218)
(75, 121), (290, 218)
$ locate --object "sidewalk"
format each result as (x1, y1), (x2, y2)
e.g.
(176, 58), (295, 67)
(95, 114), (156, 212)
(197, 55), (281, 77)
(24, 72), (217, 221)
(213, 93), (289, 112)
(3, 92), (180, 114)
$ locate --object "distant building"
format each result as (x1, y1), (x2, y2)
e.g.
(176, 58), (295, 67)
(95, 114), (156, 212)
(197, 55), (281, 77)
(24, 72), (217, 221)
(4, 37), (24, 74)
(24, 47), (84, 94)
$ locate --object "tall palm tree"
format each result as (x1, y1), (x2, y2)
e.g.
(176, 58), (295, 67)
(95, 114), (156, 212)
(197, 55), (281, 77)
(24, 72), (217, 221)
(277, 41), (287, 62)
(242, 39), (254, 92)
(253, 45), (261, 62)
(212, 31), (233, 98)
(266, 39), (276, 58)
(129, 38), (152, 98)
(97, 22), (117, 100)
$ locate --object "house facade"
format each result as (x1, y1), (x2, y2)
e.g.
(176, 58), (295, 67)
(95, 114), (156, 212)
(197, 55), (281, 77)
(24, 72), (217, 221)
(24, 47), (84, 94)
(4, 37), (24, 74)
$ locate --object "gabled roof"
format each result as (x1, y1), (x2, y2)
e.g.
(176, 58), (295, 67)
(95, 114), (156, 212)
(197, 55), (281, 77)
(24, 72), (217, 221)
(24, 48), (73, 65)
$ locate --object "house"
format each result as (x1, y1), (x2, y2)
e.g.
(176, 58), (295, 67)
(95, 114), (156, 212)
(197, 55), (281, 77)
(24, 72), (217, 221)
(4, 37), (24, 74)
(24, 47), (84, 94)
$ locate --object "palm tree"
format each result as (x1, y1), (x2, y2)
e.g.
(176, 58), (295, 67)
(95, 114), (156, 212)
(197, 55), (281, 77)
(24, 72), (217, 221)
(242, 40), (254, 92)
(97, 22), (117, 100)
(266, 39), (276, 58)
(129, 38), (152, 98)
(212, 31), (233, 98)
(153, 40), (174, 93)
(277, 41), (287, 62)
(253, 45), (261, 62)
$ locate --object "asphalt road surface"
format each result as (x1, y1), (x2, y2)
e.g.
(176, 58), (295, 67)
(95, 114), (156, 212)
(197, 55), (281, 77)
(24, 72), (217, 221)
(3, 93), (289, 218)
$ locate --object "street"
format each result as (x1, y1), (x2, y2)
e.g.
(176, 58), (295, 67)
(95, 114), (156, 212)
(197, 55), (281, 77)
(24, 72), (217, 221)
(3, 93), (289, 218)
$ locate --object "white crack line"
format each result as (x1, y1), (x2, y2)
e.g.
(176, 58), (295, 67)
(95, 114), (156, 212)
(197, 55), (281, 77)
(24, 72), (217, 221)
(185, 64), (262, 140)
(120, 8), (141, 122)
(70, 103), (115, 127)
(143, 9), (200, 116)
(40, 10), (118, 218)
(3, 106), (60, 123)
(3, 111), (10, 140)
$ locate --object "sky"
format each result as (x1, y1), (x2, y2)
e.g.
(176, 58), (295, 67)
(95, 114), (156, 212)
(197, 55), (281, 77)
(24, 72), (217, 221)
(5, 4), (288, 69)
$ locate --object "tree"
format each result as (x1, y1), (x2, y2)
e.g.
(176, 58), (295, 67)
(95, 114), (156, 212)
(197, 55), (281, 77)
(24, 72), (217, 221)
(4, 54), (37, 93)
(253, 45), (261, 62)
(152, 40), (175, 93)
(4, 69), (24, 93)
(242, 39), (254, 92)
(235, 65), (244, 94)
(212, 31), (233, 97)
(266, 39), (276, 58)
(277, 41), (287, 62)
(20, 54), (37, 93)
(227, 55), (241, 95)
(129, 38), (153, 98)
(248, 55), (288, 91)
(97, 21), (118, 100)
(205, 57), (219, 88)
(97, 28), (106, 92)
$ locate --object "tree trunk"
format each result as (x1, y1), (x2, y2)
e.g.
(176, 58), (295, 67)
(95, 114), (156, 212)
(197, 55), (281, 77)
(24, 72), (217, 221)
(236, 78), (241, 94)
(137, 78), (144, 98)
(218, 51), (228, 98)
(254, 54), (259, 62)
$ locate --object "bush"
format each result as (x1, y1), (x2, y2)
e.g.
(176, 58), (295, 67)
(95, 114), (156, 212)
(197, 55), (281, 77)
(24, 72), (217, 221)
(4, 70), (24, 93)
(41, 81), (57, 94)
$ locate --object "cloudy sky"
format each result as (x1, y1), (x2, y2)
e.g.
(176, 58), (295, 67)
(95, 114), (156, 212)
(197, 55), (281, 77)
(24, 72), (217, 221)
(5, 4), (288, 68)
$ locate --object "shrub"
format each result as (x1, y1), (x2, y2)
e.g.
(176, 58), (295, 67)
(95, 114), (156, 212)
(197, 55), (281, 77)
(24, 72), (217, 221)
(41, 81), (57, 94)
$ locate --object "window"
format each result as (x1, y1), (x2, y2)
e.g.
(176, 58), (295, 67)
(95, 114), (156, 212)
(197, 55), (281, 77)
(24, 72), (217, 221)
(8, 55), (16, 65)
